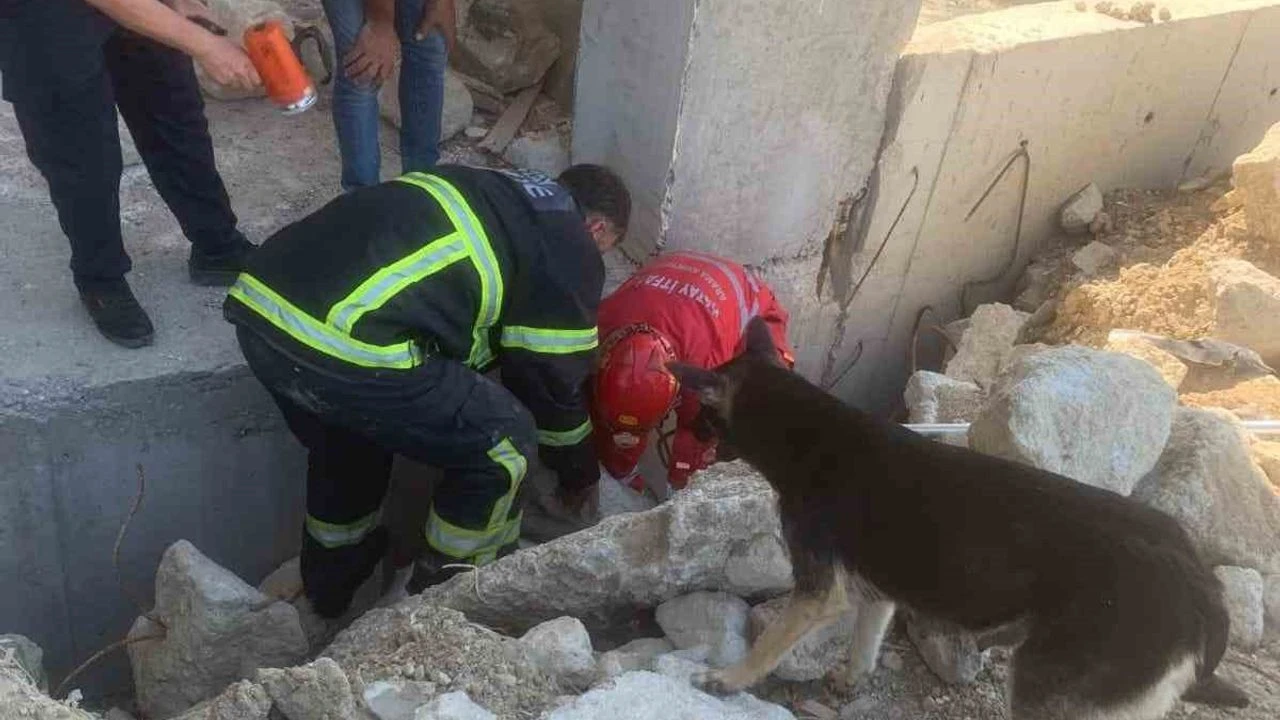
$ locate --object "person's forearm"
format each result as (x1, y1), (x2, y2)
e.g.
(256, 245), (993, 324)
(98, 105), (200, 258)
(83, 0), (213, 57)
(363, 0), (395, 25)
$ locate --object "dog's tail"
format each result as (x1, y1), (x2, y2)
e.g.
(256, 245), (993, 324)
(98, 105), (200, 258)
(1182, 571), (1249, 708)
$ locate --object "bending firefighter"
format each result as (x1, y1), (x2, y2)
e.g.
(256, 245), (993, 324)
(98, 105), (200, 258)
(592, 251), (795, 496)
(224, 164), (630, 618)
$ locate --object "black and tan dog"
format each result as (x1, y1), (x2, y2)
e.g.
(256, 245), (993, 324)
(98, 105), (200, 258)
(669, 318), (1248, 719)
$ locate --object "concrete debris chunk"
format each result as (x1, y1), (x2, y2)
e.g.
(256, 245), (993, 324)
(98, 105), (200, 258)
(1133, 408), (1280, 574)
(596, 638), (675, 681)
(596, 470), (658, 519)
(1265, 574), (1280, 642)
(258, 556), (302, 601)
(944, 303), (1029, 389)
(1214, 567), (1265, 650)
(906, 615), (986, 686)
(545, 671), (794, 720)
(127, 540), (309, 719)
(1251, 441), (1280, 489)
(652, 650), (709, 684)
(413, 691), (495, 720)
(257, 657), (357, 720)
(904, 370), (983, 432)
(723, 533), (794, 598)
(1013, 258), (1061, 313)
(656, 592), (751, 668)
(418, 466), (789, 633)
(1060, 183), (1104, 236)
(1232, 121), (1280, 243)
(0, 634), (46, 692)
(1210, 259), (1280, 365)
(363, 680), (439, 720)
(1071, 241), (1118, 277)
(381, 69), (474, 142)
(0, 646), (98, 720)
(1103, 330), (1188, 389)
(503, 130), (571, 176)
(796, 699), (838, 720)
(168, 680), (272, 720)
(324, 604), (558, 718)
(519, 616), (597, 690)
(452, 0), (562, 94)
(970, 346), (1176, 496)
(748, 596), (856, 682)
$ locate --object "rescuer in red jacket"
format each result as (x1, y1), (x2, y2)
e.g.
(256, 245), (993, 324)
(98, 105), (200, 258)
(592, 251), (795, 495)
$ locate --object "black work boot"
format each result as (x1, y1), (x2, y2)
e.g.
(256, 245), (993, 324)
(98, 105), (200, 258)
(189, 233), (256, 287)
(405, 542), (519, 594)
(76, 278), (155, 349)
(300, 526), (389, 619)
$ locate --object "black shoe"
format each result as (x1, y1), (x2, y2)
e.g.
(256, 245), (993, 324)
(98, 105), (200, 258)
(189, 234), (256, 287)
(76, 278), (155, 349)
(300, 526), (389, 619)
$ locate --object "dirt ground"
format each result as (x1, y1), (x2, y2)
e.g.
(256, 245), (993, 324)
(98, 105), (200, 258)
(749, 624), (1280, 720)
(918, 0), (1049, 25)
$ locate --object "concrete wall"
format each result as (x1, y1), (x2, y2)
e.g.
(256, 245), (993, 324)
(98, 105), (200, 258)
(573, 0), (926, 379)
(536, 0), (585, 109)
(809, 0), (1280, 412)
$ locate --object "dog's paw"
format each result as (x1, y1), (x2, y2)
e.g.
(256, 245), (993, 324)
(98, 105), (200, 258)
(695, 669), (748, 696)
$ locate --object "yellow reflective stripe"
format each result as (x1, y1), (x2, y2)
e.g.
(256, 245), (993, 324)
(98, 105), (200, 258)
(326, 234), (469, 332)
(306, 511), (378, 549)
(398, 173), (504, 369)
(537, 419), (593, 447)
(424, 438), (527, 562)
(500, 326), (599, 355)
(229, 274), (422, 369)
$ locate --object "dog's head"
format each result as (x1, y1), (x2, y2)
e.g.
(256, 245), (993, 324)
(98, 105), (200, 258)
(667, 317), (786, 440)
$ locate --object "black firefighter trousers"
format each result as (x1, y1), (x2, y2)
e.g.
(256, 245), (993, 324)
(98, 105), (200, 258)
(237, 327), (535, 617)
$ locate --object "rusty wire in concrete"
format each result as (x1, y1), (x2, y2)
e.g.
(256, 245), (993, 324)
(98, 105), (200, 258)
(960, 140), (1031, 315)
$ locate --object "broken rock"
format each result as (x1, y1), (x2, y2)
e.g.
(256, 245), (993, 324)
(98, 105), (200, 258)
(519, 616), (597, 690)
(748, 596), (856, 682)
(656, 592), (750, 668)
(1210, 259), (1280, 364)
(419, 465), (789, 633)
(652, 649), (709, 684)
(0, 643), (97, 720)
(1252, 441), (1280, 489)
(545, 671), (794, 720)
(168, 680), (272, 720)
(0, 634), (45, 692)
(1103, 330), (1188, 389)
(1214, 566), (1265, 650)
(503, 130), (570, 176)
(944, 303), (1029, 389)
(1231, 121), (1280, 243)
(596, 638), (674, 681)
(1060, 183), (1104, 236)
(127, 540), (309, 719)
(380, 69), (474, 143)
(452, 0), (562, 94)
(904, 371), (983, 430)
(906, 614), (986, 685)
(1132, 408), (1280, 574)
(415, 692), (495, 720)
(1071, 241), (1118, 277)
(1265, 574), (1280, 642)
(258, 657), (357, 720)
(722, 533), (793, 599)
(970, 346), (1176, 496)
(363, 680), (438, 720)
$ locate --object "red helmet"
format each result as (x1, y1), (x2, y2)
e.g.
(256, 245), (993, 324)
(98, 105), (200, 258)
(594, 325), (679, 435)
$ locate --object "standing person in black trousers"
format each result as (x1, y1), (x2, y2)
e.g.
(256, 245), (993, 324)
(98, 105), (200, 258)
(0, 0), (261, 347)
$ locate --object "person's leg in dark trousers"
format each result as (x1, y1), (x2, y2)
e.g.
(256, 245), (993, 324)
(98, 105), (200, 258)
(269, 391), (395, 618)
(104, 29), (253, 286)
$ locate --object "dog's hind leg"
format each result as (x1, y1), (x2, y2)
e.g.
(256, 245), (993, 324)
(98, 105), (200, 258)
(698, 567), (850, 695)
(842, 597), (896, 688)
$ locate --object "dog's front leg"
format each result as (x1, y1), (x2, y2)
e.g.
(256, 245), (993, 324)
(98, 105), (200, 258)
(698, 571), (849, 695)
(842, 599), (896, 688)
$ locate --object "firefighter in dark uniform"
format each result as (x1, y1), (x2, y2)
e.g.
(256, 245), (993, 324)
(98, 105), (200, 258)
(224, 164), (630, 619)
(0, 0), (260, 348)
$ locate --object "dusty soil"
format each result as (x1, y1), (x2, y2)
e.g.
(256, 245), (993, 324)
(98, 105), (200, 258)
(747, 624), (1280, 720)
(918, 0), (1048, 26)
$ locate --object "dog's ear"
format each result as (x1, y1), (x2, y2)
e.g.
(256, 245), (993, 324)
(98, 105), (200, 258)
(668, 362), (728, 409)
(744, 317), (782, 365)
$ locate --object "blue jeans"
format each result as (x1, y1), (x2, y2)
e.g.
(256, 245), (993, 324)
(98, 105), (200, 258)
(321, 0), (448, 191)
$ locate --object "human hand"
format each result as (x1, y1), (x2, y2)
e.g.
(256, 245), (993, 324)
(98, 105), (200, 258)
(415, 0), (457, 54)
(194, 34), (262, 91)
(344, 20), (399, 88)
